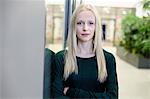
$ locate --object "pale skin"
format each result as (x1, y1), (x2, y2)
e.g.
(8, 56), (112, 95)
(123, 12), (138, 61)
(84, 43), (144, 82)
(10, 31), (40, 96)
(76, 10), (96, 58)
(63, 10), (96, 95)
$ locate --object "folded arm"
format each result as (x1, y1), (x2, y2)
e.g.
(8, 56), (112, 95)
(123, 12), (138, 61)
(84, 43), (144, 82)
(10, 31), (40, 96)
(66, 53), (118, 99)
(52, 51), (70, 99)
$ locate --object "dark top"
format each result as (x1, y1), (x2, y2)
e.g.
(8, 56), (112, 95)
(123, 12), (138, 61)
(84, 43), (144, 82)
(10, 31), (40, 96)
(43, 48), (55, 99)
(52, 50), (118, 99)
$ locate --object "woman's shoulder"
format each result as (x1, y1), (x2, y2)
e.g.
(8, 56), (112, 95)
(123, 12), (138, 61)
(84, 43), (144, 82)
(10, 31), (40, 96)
(103, 49), (115, 60)
(103, 49), (116, 67)
(44, 48), (55, 61)
(55, 50), (65, 55)
(55, 50), (67, 60)
(103, 49), (116, 70)
(45, 48), (55, 55)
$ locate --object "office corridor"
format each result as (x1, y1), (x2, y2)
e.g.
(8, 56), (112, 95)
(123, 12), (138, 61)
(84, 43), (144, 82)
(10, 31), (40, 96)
(103, 46), (150, 99)
(48, 43), (150, 99)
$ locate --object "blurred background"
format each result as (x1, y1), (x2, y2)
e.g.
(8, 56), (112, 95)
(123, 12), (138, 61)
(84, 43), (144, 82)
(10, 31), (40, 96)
(0, 0), (149, 99)
(45, 0), (150, 99)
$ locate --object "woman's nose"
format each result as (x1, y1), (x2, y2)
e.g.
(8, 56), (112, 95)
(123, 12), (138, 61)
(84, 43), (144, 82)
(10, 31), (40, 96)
(83, 23), (88, 31)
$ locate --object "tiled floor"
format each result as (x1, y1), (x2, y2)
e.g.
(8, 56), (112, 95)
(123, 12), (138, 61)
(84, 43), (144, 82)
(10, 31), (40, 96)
(47, 43), (150, 99)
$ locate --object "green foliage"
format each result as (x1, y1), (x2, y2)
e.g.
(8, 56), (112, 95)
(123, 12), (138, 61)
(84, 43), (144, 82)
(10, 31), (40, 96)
(142, 0), (150, 10)
(120, 14), (150, 58)
(139, 0), (150, 16)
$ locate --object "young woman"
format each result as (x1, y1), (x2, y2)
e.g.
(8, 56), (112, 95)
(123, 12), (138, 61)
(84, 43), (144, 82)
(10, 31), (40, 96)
(52, 4), (118, 99)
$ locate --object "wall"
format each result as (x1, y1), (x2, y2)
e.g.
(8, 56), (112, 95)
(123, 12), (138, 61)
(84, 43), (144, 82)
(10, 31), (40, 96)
(0, 0), (3, 98)
(2, 0), (45, 99)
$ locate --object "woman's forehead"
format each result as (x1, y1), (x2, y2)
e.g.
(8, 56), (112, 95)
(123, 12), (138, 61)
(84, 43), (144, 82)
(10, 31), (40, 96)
(76, 11), (95, 20)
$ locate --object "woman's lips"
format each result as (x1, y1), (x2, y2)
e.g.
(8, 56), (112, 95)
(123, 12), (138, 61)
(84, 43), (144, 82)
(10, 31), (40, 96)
(81, 33), (90, 36)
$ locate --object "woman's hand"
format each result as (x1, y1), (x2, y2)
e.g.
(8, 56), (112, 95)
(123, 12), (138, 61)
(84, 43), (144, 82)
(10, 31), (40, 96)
(63, 87), (69, 95)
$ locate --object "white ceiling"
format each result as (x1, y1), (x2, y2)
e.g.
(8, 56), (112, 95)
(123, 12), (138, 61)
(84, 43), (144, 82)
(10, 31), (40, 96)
(46, 0), (141, 8)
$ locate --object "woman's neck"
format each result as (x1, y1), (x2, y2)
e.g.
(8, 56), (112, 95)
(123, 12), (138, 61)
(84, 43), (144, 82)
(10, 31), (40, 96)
(76, 41), (95, 58)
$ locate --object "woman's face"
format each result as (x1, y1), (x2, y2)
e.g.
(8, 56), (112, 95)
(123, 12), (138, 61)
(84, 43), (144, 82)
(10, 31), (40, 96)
(76, 10), (96, 42)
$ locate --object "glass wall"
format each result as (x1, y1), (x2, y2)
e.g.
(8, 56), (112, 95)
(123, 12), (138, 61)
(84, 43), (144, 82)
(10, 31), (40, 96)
(45, 2), (135, 52)
(45, 5), (64, 45)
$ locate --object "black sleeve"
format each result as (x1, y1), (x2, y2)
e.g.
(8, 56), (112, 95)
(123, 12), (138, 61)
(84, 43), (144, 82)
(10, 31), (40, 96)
(66, 88), (105, 98)
(43, 48), (55, 99)
(51, 51), (70, 99)
(66, 53), (118, 99)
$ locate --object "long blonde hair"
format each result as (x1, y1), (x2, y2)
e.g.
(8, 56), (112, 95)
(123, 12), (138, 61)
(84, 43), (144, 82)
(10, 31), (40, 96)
(64, 4), (107, 82)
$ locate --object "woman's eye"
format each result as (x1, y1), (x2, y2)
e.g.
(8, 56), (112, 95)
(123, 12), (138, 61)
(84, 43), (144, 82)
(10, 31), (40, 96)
(90, 22), (94, 24)
(77, 21), (85, 25)
(77, 22), (81, 25)
(89, 21), (94, 25)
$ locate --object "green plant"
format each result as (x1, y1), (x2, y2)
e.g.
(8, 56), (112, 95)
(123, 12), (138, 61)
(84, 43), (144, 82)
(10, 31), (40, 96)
(138, 0), (150, 16)
(141, 0), (150, 10)
(120, 14), (150, 58)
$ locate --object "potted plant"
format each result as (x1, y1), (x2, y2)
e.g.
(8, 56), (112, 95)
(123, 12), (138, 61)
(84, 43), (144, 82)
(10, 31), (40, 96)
(117, 13), (150, 68)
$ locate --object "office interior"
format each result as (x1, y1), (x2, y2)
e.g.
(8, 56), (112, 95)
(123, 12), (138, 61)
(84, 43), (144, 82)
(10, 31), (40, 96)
(0, 0), (149, 99)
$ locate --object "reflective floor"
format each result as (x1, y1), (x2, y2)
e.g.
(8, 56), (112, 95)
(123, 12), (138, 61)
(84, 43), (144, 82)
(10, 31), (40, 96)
(103, 46), (150, 99)
(47, 42), (150, 99)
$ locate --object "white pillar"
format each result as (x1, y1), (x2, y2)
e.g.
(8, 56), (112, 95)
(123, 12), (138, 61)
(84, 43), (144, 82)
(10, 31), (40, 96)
(135, 1), (143, 18)
(0, 0), (3, 98)
(2, 0), (45, 99)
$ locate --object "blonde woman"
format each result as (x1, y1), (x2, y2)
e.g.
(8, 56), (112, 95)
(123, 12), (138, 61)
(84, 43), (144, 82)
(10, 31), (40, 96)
(52, 4), (118, 98)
